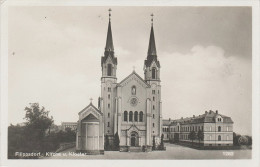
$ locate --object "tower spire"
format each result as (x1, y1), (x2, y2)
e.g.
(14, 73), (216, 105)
(147, 13), (157, 56)
(144, 13), (160, 68)
(105, 8), (114, 52)
(151, 13), (154, 26)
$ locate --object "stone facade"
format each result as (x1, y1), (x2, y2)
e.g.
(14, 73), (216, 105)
(162, 110), (234, 146)
(61, 122), (77, 131)
(99, 14), (162, 148)
(76, 12), (162, 152)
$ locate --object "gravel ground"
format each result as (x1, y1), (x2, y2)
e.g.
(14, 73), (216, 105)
(43, 143), (251, 160)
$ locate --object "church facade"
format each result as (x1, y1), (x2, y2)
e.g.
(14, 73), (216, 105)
(76, 12), (162, 153)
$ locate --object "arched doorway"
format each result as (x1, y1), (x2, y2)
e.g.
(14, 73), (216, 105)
(130, 132), (139, 147)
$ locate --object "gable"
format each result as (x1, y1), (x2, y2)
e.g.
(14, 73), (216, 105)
(82, 113), (99, 122)
(118, 71), (150, 88)
(78, 103), (102, 121)
(104, 55), (114, 65)
(150, 60), (160, 69)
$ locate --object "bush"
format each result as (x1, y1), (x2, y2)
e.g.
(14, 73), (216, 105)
(8, 125), (76, 159)
(152, 136), (156, 150)
(113, 132), (120, 151)
(8, 103), (76, 159)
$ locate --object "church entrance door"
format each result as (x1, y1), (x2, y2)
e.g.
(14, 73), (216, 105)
(130, 132), (138, 147)
(131, 136), (136, 146)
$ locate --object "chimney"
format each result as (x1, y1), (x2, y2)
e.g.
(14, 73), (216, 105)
(169, 118), (171, 121)
(216, 110), (218, 114)
(193, 115), (195, 118)
(205, 111), (208, 114)
(181, 117), (183, 119)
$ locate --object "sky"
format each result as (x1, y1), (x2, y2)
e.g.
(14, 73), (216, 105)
(8, 6), (252, 135)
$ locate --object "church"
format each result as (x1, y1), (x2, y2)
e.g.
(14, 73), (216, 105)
(76, 10), (162, 154)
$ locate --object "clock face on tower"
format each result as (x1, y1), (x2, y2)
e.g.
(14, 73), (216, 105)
(130, 97), (138, 106)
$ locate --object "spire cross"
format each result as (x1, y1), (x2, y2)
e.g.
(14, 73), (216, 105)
(90, 98), (93, 103)
(151, 13), (154, 25)
(108, 8), (112, 20)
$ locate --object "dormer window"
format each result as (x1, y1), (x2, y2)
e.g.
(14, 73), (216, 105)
(107, 64), (112, 76)
(152, 68), (156, 79)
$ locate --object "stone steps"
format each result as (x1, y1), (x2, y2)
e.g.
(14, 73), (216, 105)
(128, 146), (142, 152)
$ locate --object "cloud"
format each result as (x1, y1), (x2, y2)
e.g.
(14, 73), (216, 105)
(160, 45), (251, 135)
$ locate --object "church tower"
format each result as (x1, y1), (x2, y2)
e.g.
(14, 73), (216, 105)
(144, 14), (162, 138)
(101, 9), (117, 139)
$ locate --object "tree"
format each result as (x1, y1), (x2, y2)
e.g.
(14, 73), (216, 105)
(238, 136), (248, 145)
(8, 103), (55, 158)
(104, 135), (109, 150)
(114, 132), (120, 150)
(152, 136), (156, 150)
(64, 127), (76, 142)
(233, 132), (241, 146)
(24, 103), (54, 152)
(245, 136), (252, 146)
(189, 130), (196, 145)
(24, 103), (53, 139)
(8, 124), (26, 158)
(174, 133), (179, 143)
(160, 134), (164, 150)
(197, 129), (204, 145)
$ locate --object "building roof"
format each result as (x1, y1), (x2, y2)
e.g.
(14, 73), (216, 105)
(101, 17), (117, 66)
(162, 119), (172, 126)
(105, 20), (114, 52)
(163, 110), (233, 126)
(148, 25), (156, 56)
(144, 25), (160, 68)
(117, 70), (151, 88)
(78, 102), (103, 116)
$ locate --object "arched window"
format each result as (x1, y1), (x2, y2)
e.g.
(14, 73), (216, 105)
(218, 135), (221, 141)
(218, 126), (221, 132)
(139, 111), (143, 122)
(129, 111), (133, 122)
(134, 111), (138, 122)
(107, 64), (112, 76)
(124, 111), (128, 122)
(153, 114), (155, 118)
(152, 68), (156, 79)
(132, 86), (136, 95)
